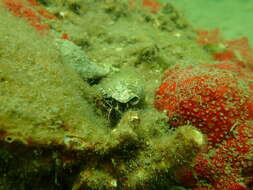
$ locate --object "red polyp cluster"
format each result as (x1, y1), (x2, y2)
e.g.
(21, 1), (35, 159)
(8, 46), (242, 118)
(142, 0), (161, 13)
(3, 0), (55, 33)
(197, 29), (253, 71)
(192, 122), (253, 190)
(128, 0), (161, 14)
(155, 62), (253, 189)
(155, 63), (253, 146)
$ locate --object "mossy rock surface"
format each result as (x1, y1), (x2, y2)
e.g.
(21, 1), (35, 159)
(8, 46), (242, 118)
(0, 0), (211, 189)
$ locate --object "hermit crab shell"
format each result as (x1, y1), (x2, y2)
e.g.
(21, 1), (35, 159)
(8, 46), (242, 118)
(99, 70), (144, 105)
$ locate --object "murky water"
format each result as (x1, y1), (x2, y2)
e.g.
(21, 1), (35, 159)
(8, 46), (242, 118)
(168, 0), (253, 46)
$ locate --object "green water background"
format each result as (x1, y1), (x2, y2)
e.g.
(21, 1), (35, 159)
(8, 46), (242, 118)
(160, 0), (253, 46)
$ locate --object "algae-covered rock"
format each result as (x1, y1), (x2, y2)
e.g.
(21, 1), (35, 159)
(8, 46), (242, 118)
(0, 5), (118, 189)
(56, 39), (111, 81)
(0, 6), (113, 152)
(0, 0), (212, 189)
(74, 124), (205, 190)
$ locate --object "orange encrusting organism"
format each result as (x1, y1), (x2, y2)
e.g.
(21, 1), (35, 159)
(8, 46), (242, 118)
(3, 0), (55, 33)
(155, 62), (253, 189)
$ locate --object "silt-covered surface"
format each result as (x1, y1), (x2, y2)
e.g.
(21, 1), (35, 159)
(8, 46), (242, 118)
(0, 0), (212, 189)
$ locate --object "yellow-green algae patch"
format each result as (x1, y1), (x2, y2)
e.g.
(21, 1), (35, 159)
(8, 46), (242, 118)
(0, 7), (113, 151)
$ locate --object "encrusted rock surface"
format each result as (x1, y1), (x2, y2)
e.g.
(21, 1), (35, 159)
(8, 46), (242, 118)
(0, 0), (211, 189)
